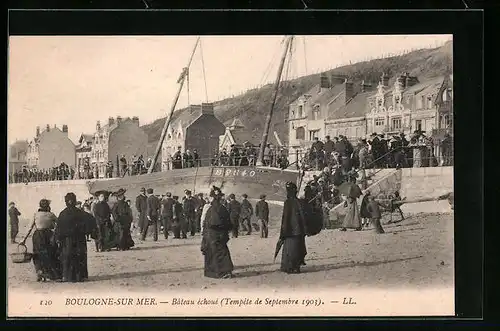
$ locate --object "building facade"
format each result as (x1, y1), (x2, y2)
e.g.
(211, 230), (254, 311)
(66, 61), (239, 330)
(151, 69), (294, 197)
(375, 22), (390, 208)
(91, 116), (148, 178)
(27, 124), (76, 169)
(219, 118), (282, 152)
(161, 103), (225, 170)
(8, 140), (28, 174)
(75, 133), (93, 178)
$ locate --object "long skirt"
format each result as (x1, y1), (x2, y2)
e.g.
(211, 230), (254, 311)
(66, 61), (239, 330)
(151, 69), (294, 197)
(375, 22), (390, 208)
(343, 200), (362, 229)
(202, 230), (234, 278)
(281, 235), (307, 273)
(118, 223), (134, 250)
(32, 229), (60, 279)
(59, 235), (88, 282)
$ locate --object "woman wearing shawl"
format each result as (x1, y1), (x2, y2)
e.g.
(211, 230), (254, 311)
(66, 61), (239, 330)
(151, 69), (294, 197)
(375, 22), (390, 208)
(341, 177), (363, 231)
(201, 186), (234, 279)
(20, 199), (59, 281)
(111, 188), (135, 251)
(54, 192), (93, 282)
(280, 182), (307, 274)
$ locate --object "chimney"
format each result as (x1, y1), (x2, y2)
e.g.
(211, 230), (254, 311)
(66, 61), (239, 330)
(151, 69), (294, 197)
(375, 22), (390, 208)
(62, 124), (68, 134)
(46, 124), (50, 132)
(96, 120), (101, 131)
(132, 116), (140, 126)
(319, 73), (330, 89)
(330, 74), (347, 85)
(381, 73), (389, 87)
(189, 104), (202, 115)
(36, 126), (40, 137)
(201, 103), (214, 115)
(108, 117), (115, 126)
(116, 116), (122, 125)
(344, 81), (355, 104)
(361, 80), (374, 93)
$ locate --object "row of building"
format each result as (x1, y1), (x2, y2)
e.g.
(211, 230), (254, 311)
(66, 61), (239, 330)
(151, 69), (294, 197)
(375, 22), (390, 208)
(286, 72), (453, 164)
(8, 71), (453, 177)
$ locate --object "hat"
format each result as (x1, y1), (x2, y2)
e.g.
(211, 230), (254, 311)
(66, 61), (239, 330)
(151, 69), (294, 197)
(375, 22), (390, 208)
(64, 193), (77, 205)
(114, 188), (127, 196)
(242, 193), (248, 198)
(285, 181), (298, 193)
(140, 187), (146, 193)
(172, 195), (179, 200)
(228, 193), (236, 199)
(165, 192), (172, 197)
(76, 201), (82, 205)
(370, 132), (377, 137)
(197, 193), (204, 197)
(259, 194), (266, 199)
(185, 189), (192, 195)
(146, 188), (153, 194)
(95, 190), (111, 197)
(325, 135), (330, 139)
(8, 202), (15, 206)
(209, 186), (222, 198)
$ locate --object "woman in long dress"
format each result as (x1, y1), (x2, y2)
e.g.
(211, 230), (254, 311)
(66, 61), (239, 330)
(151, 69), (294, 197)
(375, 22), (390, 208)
(341, 177), (363, 231)
(111, 188), (135, 251)
(20, 199), (60, 282)
(201, 186), (234, 279)
(279, 182), (307, 274)
(54, 192), (92, 282)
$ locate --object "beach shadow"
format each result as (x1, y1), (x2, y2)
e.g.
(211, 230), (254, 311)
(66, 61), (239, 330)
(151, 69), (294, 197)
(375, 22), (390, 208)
(302, 255), (423, 274)
(131, 241), (200, 251)
(386, 227), (425, 234)
(233, 269), (277, 278)
(88, 265), (204, 282)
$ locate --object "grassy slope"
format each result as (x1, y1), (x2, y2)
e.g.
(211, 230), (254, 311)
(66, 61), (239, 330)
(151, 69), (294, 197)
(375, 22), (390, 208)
(142, 40), (452, 155)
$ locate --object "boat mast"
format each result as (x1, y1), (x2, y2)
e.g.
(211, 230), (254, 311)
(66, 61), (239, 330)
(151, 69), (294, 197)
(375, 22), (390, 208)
(256, 36), (294, 166)
(148, 37), (200, 174)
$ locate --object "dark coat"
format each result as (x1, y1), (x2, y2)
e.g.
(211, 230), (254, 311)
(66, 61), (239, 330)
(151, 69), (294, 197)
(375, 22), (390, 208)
(228, 200), (242, 219)
(367, 200), (382, 219)
(205, 200), (232, 232)
(183, 197), (197, 217)
(324, 140), (335, 154)
(94, 201), (111, 225)
(161, 198), (175, 218)
(147, 195), (161, 220)
(255, 200), (269, 221)
(240, 199), (253, 219)
(112, 199), (133, 227)
(135, 194), (148, 216)
(280, 197), (306, 238)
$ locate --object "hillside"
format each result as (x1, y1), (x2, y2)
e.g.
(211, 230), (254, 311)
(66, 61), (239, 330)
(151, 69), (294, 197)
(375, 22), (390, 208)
(142, 40), (452, 154)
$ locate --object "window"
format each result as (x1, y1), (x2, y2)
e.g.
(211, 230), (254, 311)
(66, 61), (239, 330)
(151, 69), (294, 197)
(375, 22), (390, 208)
(415, 120), (422, 131)
(375, 118), (385, 126)
(442, 90), (448, 102)
(420, 95), (425, 109)
(440, 114), (451, 129)
(392, 117), (402, 130)
(295, 127), (305, 140)
(312, 105), (320, 120)
(297, 105), (303, 118)
(427, 95), (433, 108)
(377, 98), (383, 107)
(309, 130), (319, 141)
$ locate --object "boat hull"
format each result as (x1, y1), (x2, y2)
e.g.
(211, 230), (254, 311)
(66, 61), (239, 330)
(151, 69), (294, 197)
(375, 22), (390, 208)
(88, 166), (299, 202)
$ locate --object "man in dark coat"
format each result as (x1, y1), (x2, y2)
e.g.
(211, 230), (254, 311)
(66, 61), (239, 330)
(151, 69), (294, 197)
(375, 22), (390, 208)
(324, 135), (335, 165)
(161, 192), (175, 239)
(255, 194), (270, 238)
(173, 146), (183, 169)
(141, 188), (160, 241)
(183, 190), (197, 236)
(240, 194), (255, 235)
(279, 182), (307, 274)
(54, 192), (93, 282)
(195, 193), (205, 233)
(367, 195), (385, 234)
(172, 196), (187, 239)
(94, 191), (112, 252)
(201, 186), (234, 279)
(8, 202), (21, 244)
(111, 188), (135, 250)
(227, 194), (241, 238)
(135, 187), (148, 234)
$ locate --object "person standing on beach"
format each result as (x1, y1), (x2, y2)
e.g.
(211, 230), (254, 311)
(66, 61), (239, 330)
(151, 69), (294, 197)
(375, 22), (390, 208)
(135, 188), (148, 234)
(255, 194), (270, 238)
(8, 202), (21, 244)
(142, 188), (160, 242)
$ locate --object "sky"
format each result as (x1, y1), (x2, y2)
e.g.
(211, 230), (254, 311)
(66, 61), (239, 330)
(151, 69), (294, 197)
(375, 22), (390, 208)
(8, 34), (452, 145)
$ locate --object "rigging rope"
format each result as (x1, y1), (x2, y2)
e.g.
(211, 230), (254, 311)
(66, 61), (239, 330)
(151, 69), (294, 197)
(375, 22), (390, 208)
(199, 39), (209, 102)
(260, 36), (286, 86)
(302, 36), (308, 75)
(186, 68), (190, 105)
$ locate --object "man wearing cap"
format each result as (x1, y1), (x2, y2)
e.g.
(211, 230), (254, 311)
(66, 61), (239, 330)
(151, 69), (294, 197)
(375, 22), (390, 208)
(173, 146), (183, 169)
(160, 192), (175, 239)
(194, 193), (205, 233)
(172, 195), (187, 239)
(183, 190), (197, 236)
(227, 194), (241, 238)
(239, 194), (254, 235)
(135, 188), (148, 235)
(141, 188), (160, 241)
(8, 202), (21, 244)
(255, 194), (270, 238)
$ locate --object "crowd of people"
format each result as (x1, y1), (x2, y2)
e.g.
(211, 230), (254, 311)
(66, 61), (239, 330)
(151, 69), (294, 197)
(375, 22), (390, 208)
(302, 131), (453, 172)
(210, 143), (289, 169)
(9, 163), (75, 184)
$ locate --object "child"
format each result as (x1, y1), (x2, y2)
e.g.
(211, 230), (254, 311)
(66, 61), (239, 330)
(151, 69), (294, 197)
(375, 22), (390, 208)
(366, 195), (385, 234)
(388, 191), (405, 223)
(255, 194), (269, 238)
